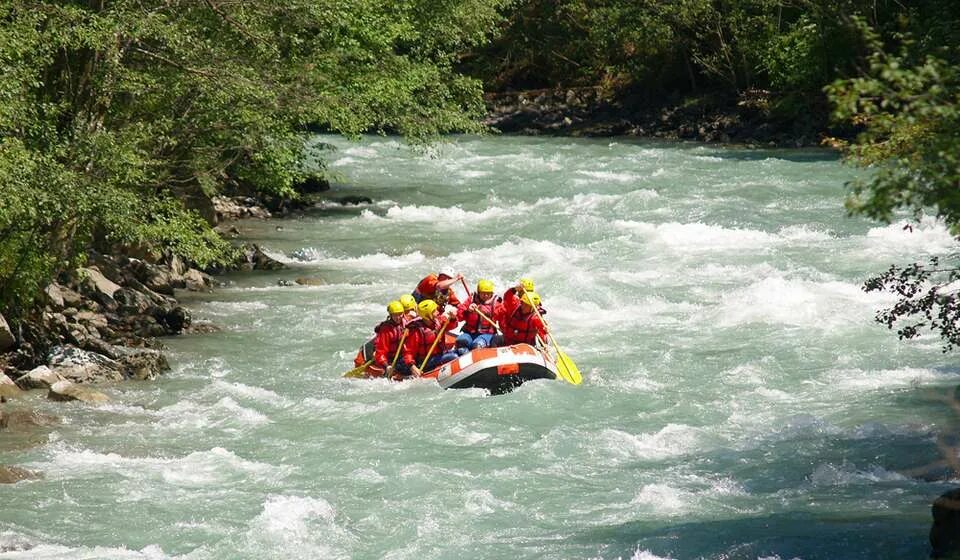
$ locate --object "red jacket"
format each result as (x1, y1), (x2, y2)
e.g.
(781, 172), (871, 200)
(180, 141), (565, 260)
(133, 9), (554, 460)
(496, 288), (547, 346)
(373, 318), (405, 367)
(402, 315), (452, 366)
(413, 274), (461, 307)
(457, 294), (500, 335)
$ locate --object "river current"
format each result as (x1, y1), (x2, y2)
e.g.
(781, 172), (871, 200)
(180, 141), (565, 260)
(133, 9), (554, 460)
(2, 135), (959, 559)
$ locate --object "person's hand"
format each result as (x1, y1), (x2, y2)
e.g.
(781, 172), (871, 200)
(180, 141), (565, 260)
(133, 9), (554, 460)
(456, 273), (464, 280)
(410, 365), (422, 378)
(516, 282), (525, 294)
(469, 303), (478, 312)
(385, 365), (394, 378)
(446, 310), (457, 322)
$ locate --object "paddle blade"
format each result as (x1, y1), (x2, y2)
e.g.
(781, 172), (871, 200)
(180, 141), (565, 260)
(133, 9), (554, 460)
(342, 360), (372, 378)
(555, 351), (582, 385)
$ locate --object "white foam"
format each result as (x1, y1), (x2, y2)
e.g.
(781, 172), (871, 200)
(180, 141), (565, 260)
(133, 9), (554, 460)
(712, 276), (889, 329)
(614, 221), (777, 251)
(826, 367), (959, 392)
(239, 495), (350, 559)
(576, 170), (644, 182)
(32, 445), (279, 487)
(0, 543), (171, 559)
(284, 247), (426, 270)
(464, 489), (515, 514)
(596, 425), (706, 461)
(809, 463), (907, 486)
(863, 217), (956, 256)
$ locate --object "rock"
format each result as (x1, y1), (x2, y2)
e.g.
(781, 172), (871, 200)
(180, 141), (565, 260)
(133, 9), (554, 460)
(48, 380), (110, 403)
(295, 277), (325, 286)
(0, 373), (23, 399)
(151, 305), (191, 334)
(59, 286), (83, 307)
(183, 268), (213, 291)
(128, 259), (181, 295)
(294, 174), (330, 193)
(15, 365), (65, 390)
(0, 313), (14, 351)
(47, 345), (124, 383)
(0, 465), (41, 483)
(44, 283), (65, 309)
(932, 487), (960, 558)
(334, 195), (373, 205)
(79, 266), (122, 298)
(186, 321), (221, 334)
(111, 346), (170, 380)
(0, 409), (59, 431)
(238, 244), (285, 271)
(113, 287), (152, 315)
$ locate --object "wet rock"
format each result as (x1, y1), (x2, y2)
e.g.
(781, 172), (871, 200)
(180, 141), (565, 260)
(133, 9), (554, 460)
(111, 346), (170, 380)
(932, 487), (960, 558)
(128, 259), (181, 296)
(0, 313), (14, 352)
(0, 409), (59, 431)
(183, 268), (213, 291)
(213, 195), (272, 221)
(295, 277), (325, 286)
(0, 373), (23, 399)
(47, 345), (124, 383)
(334, 195), (373, 205)
(15, 365), (65, 390)
(238, 244), (285, 271)
(0, 465), (41, 484)
(151, 306), (191, 334)
(186, 321), (221, 334)
(48, 380), (110, 403)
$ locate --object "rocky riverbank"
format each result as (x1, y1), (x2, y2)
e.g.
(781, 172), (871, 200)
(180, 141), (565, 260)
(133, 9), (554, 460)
(0, 195), (289, 480)
(484, 87), (841, 148)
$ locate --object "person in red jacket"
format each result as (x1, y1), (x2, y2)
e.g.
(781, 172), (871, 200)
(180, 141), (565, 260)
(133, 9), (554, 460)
(412, 267), (462, 308)
(397, 299), (458, 378)
(495, 286), (548, 347)
(455, 278), (501, 355)
(368, 301), (406, 378)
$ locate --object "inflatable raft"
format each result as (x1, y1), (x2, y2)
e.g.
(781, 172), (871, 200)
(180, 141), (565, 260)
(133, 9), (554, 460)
(422, 343), (558, 394)
(351, 337), (557, 393)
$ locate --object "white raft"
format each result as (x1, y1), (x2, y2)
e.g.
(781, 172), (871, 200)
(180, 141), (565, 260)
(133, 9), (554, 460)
(427, 343), (558, 393)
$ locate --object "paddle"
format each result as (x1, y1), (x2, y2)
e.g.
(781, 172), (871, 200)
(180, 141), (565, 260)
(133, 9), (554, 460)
(342, 359), (372, 378)
(528, 298), (582, 385)
(386, 329), (409, 379)
(419, 317), (450, 372)
(473, 308), (502, 334)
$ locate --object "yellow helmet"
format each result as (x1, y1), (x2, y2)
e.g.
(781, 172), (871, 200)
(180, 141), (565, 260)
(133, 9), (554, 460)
(417, 299), (438, 320)
(521, 291), (541, 307)
(519, 277), (535, 292)
(477, 279), (495, 293)
(399, 294), (416, 311)
(387, 301), (404, 315)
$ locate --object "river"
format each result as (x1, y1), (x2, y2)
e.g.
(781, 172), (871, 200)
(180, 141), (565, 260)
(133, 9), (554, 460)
(2, 135), (958, 559)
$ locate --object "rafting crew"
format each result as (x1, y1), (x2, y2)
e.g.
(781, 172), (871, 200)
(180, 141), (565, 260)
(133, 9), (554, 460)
(396, 299), (459, 378)
(455, 279), (502, 355)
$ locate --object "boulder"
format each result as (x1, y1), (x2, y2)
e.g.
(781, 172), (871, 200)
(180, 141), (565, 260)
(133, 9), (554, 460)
(0, 373), (23, 399)
(183, 268), (213, 291)
(47, 345), (124, 383)
(79, 267), (121, 298)
(295, 277), (325, 286)
(932, 487), (960, 558)
(127, 259), (181, 295)
(113, 287), (152, 315)
(48, 380), (110, 403)
(44, 283), (65, 309)
(111, 346), (170, 380)
(0, 409), (59, 431)
(15, 365), (66, 390)
(238, 244), (285, 271)
(0, 313), (14, 351)
(59, 286), (83, 307)
(0, 465), (41, 484)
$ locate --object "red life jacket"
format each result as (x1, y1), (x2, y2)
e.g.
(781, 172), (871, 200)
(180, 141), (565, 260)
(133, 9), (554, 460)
(501, 308), (543, 346)
(373, 319), (404, 367)
(459, 294), (500, 335)
(402, 317), (448, 365)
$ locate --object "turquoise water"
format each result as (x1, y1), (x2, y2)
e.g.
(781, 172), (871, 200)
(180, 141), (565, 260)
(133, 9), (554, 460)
(2, 135), (959, 559)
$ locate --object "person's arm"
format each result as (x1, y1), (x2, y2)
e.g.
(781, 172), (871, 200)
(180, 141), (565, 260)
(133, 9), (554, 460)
(402, 328), (418, 367)
(435, 274), (461, 291)
(373, 329), (390, 367)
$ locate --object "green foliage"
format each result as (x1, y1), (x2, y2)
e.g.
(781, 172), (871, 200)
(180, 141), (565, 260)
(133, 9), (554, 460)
(0, 0), (506, 319)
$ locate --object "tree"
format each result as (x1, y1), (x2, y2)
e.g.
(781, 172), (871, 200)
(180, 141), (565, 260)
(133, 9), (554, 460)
(825, 4), (960, 349)
(0, 0), (507, 318)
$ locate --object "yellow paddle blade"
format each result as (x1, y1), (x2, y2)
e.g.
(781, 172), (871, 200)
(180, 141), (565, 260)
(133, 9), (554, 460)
(555, 350), (582, 385)
(343, 360), (373, 378)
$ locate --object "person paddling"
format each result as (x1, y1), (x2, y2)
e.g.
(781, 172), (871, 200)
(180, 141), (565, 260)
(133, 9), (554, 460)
(412, 267), (462, 308)
(399, 294), (418, 323)
(494, 285), (548, 347)
(397, 299), (458, 378)
(370, 301), (407, 377)
(455, 278), (501, 355)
